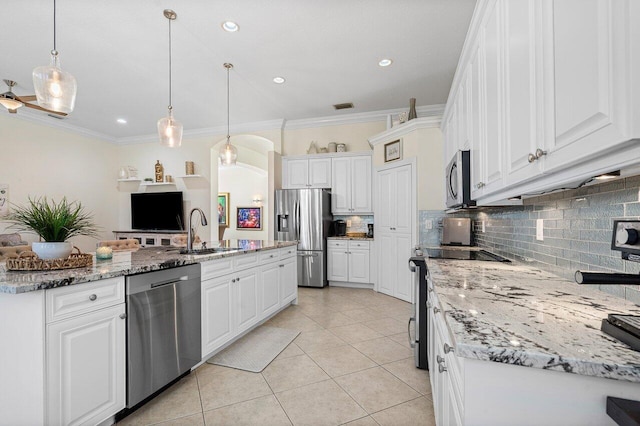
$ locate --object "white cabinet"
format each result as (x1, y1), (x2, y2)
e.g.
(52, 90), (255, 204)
(45, 278), (126, 426)
(202, 275), (234, 356)
(327, 240), (371, 285)
(331, 156), (372, 214)
(376, 164), (412, 234)
(376, 233), (412, 302)
(260, 263), (281, 318)
(235, 269), (259, 335)
(283, 158), (332, 189)
(279, 255), (297, 306)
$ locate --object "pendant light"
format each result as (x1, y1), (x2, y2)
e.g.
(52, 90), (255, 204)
(157, 9), (183, 148)
(219, 63), (238, 165)
(32, 0), (77, 114)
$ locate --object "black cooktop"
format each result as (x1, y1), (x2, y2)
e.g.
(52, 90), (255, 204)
(426, 248), (511, 262)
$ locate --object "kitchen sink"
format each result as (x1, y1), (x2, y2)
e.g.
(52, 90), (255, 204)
(178, 247), (239, 255)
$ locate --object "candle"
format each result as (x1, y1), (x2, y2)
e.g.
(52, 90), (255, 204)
(96, 246), (113, 260)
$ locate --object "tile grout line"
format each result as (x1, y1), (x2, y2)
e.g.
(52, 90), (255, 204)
(260, 370), (296, 426)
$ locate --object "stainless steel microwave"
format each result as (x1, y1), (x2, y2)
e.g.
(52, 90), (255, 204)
(445, 150), (474, 208)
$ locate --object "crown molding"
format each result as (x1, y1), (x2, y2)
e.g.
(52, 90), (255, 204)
(368, 116), (442, 147)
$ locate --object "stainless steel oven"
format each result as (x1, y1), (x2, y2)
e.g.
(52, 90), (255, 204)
(445, 150), (474, 208)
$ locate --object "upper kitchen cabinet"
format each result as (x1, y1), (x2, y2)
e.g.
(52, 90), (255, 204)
(282, 157), (332, 189)
(443, 0), (639, 204)
(331, 154), (373, 214)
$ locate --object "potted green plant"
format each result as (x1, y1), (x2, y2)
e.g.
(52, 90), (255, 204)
(7, 197), (98, 259)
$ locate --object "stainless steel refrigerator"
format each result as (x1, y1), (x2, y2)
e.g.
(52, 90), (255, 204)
(275, 188), (332, 287)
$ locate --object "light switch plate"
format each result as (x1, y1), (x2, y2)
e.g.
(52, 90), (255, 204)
(425, 219), (432, 230)
(346, 220), (352, 227)
(536, 219), (544, 241)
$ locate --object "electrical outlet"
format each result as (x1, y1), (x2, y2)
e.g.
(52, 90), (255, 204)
(425, 219), (433, 230)
(481, 221), (485, 233)
(536, 219), (544, 241)
(346, 220), (352, 227)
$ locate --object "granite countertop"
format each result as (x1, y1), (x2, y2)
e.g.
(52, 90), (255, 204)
(327, 236), (374, 241)
(0, 240), (297, 294)
(427, 257), (640, 383)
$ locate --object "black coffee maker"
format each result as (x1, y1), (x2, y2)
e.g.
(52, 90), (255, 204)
(333, 220), (347, 236)
(367, 224), (374, 238)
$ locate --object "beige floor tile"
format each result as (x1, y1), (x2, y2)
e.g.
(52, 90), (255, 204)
(341, 416), (380, 426)
(306, 345), (377, 378)
(341, 308), (384, 322)
(154, 412), (204, 426)
(381, 357), (430, 395)
(387, 332), (412, 349)
(262, 354), (330, 392)
(270, 315), (323, 332)
(117, 374), (202, 426)
(274, 342), (305, 360)
(334, 367), (420, 414)
(371, 396), (435, 426)
(197, 367), (272, 411)
(294, 329), (347, 353)
(306, 311), (356, 328)
(203, 395), (292, 426)
(364, 318), (408, 336)
(276, 379), (366, 426)
(328, 323), (384, 344)
(352, 337), (413, 365)
(325, 301), (367, 312)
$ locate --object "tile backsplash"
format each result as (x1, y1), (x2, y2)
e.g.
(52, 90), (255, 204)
(333, 215), (374, 234)
(418, 177), (640, 304)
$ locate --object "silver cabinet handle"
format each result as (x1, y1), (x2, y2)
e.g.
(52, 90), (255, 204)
(438, 364), (447, 373)
(444, 343), (454, 354)
(436, 355), (444, 364)
(89, 294), (97, 301)
(476, 182), (485, 189)
(408, 317), (416, 349)
(119, 313), (127, 319)
(231, 278), (236, 283)
(535, 148), (547, 159)
(279, 264), (284, 268)
(434, 307), (441, 314)
(527, 153), (537, 163)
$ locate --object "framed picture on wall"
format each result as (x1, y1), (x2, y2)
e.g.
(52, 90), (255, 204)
(384, 139), (402, 162)
(217, 193), (230, 226)
(237, 207), (262, 230)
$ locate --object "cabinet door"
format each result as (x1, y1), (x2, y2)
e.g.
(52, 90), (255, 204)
(351, 156), (372, 213)
(328, 247), (349, 282)
(202, 276), (234, 356)
(47, 304), (125, 426)
(468, 40), (485, 200)
(376, 169), (394, 232)
(394, 165), (412, 234)
(285, 159), (309, 189)
(260, 264), (281, 320)
(348, 248), (370, 284)
(481, 0), (505, 194)
(544, 0), (630, 173)
(377, 233), (395, 296)
(393, 233), (413, 303)
(308, 158), (332, 188)
(331, 158), (351, 214)
(235, 270), (259, 335)
(504, 0), (543, 186)
(280, 256), (298, 306)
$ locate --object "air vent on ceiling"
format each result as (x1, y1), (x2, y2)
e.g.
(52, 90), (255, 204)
(333, 102), (354, 110)
(47, 113), (66, 120)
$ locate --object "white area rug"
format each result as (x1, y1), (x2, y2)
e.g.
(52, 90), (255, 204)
(207, 326), (300, 373)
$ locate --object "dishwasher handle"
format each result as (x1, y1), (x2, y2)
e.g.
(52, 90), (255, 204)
(151, 275), (189, 289)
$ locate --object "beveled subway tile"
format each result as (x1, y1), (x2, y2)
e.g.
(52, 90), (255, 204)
(203, 395), (291, 426)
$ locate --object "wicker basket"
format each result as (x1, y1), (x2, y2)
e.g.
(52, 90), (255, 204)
(6, 246), (93, 271)
(346, 232), (367, 238)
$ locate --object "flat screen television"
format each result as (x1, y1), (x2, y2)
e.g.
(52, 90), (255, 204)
(131, 191), (184, 231)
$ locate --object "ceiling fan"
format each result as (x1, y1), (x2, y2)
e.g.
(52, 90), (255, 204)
(0, 79), (67, 117)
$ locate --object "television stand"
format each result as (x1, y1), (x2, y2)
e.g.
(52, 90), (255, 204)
(113, 230), (186, 248)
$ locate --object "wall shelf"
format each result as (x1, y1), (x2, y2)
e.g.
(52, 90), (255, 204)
(177, 175), (203, 179)
(140, 182), (176, 187)
(117, 178), (141, 182)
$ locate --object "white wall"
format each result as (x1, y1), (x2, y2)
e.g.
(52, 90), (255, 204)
(0, 116), (119, 252)
(282, 121), (384, 155)
(219, 165), (268, 241)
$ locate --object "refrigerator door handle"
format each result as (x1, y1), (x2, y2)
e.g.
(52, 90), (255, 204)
(295, 200), (301, 239)
(297, 252), (318, 258)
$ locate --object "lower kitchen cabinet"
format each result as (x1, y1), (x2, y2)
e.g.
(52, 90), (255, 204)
(327, 240), (371, 286)
(201, 275), (234, 356)
(279, 255), (297, 306)
(47, 303), (126, 426)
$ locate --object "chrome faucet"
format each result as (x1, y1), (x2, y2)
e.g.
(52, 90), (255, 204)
(187, 208), (208, 251)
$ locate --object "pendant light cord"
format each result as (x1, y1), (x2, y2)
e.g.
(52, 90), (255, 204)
(168, 16), (172, 110)
(52, 0), (57, 52)
(226, 65), (230, 144)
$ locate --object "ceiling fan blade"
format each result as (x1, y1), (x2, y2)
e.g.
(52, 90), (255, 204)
(15, 95), (37, 102)
(23, 102), (68, 117)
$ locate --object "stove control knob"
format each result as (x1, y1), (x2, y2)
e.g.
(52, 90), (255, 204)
(616, 228), (639, 245)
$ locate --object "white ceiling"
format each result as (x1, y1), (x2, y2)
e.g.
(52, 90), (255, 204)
(1, 0), (476, 142)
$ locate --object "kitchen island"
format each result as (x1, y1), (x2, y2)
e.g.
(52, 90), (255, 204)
(0, 240), (297, 426)
(426, 257), (640, 425)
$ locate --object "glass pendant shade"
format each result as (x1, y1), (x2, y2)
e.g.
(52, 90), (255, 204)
(219, 141), (238, 165)
(157, 109), (183, 148)
(0, 98), (22, 111)
(32, 53), (77, 114)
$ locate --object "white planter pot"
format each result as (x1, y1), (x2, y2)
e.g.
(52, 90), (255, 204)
(32, 242), (73, 260)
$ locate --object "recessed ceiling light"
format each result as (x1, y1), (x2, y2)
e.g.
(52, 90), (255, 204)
(117, 118), (127, 124)
(222, 21), (239, 32)
(273, 77), (286, 84)
(378, 58), (393, 67)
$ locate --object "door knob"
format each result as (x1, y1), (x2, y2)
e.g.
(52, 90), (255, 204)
(476, 182), (485, 189)
(444, 343), (454, 354)
(119, 313), (127, 319)
(437, 355), (445, 364)
(89, 294), (97, 301)
(438, 364), (447, 373)
(528, 153), (537, 163)
(535, 148), (547, 159)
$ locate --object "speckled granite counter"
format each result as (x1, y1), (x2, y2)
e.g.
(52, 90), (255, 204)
(0, 240), (297, 294)
(327, 236), (374, 241)
(427, 258), (640, 383)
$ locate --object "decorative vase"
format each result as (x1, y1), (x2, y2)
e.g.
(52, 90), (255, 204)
(32, 242), (73, 260)
(155, 160), (164, 183)
(408, 98), (417, 120)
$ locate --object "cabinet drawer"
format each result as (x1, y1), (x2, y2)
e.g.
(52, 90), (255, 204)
(279, 246), (296, 258)
(233, 252), (259, 268)
(259, 250), (280, 264)
(348, 241), (370, 250)
(201, 257), (234, 280)
(46, 277), (125, 323)
(328, 240), (348, 249)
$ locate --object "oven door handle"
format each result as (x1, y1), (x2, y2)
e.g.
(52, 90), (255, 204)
(408, 317), (416, 348)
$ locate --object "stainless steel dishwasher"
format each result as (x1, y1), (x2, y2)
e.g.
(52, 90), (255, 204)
(126, 264), (201, 408)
